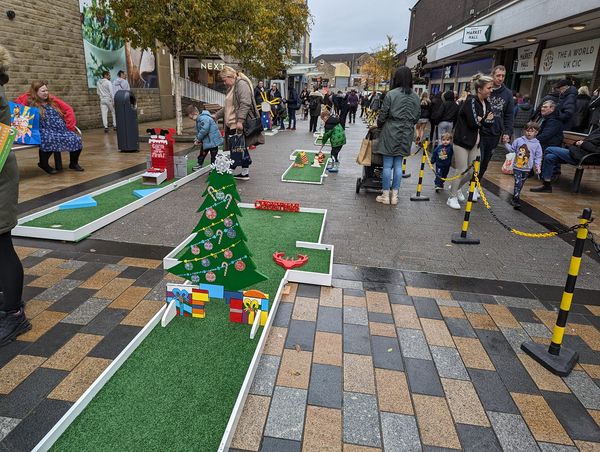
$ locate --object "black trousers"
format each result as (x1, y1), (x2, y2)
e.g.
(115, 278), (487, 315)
(331, 146), (342, 163)
(478, 135), (501, 179)
(0, 232), (23, 312)
(309, 115), (319, 133)
(39, 149), (81, 168)
(348, 106), (357, 123)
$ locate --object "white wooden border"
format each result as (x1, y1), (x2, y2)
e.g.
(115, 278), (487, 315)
(13, 166), (210, 242)
(264, 129), (279, 136)
(33, 203), (333, 452)
(281, 158), (331, 185)
(288, 149), (331, 161)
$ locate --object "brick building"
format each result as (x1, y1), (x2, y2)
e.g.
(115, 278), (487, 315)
(0, 1), (173, 129)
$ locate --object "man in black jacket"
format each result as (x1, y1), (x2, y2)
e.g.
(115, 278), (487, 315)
(478, 65), (514, 194)
(531, 120), (600, 193)
(536, 101), (564, 150)
(555, 79), (577, 131)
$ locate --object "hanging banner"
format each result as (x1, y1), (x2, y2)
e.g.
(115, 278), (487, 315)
(538, 39), (600, 75)
(516, 44), (538, 73)
(9, 102), (41, 145)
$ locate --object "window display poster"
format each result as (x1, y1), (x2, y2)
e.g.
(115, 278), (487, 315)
(79, 0), (158, 89)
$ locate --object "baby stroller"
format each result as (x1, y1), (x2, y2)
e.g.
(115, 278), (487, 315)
(356, 127), (384, 193)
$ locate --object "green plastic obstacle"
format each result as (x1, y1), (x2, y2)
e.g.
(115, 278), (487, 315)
(51, 208), (330, 451)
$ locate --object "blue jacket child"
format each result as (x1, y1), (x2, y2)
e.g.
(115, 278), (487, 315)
(188, 105), (224, 170)
(430, 140), (454, 190)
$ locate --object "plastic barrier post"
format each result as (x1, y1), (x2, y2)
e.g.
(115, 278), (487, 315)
(402, 157), (411, 178)
(410, 141), (430, 201)
(451, 157), (480, 244)
(521, 208), (592, 376)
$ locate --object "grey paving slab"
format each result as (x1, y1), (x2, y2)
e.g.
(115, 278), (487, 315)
(57, 260), (87, 270)
(520, 322), (552, 338)
(389, 293), (414, 305)
(30, 248), (52, 257)
(296, 283), (321, 299)
(343, 324), (371, 355)
(397, 328), (432, 360)
(456, 424), (502, 452)
(386, 284), (407, 294)
(343, 392), (381, 448)
(332, 278), (363, 290)
(476, 329), (517, 357)
(0, 417), (20, 442)
(316, 306), (342, 333)
(65, 262), (106, 281)
(35, 279), (82, 302)
(445, 317), (477, 338)
(343, 306), (369, 326)
(413, 297), (442, 319)
(538, 444), (578, 452)
(381, 412), (421, 452)
(284, 319), (316, 352)
(371, 336), (403, 371)
(249, 355), (280, 397)
(430, 346), (469, 380)
(499, 327), (530, 355)
(488, 411), (540, 452)
(542, 390), (600, 442)
(459, 302), (487, 314)
(307, 363), (342, 409)
(273, 302), (293, 328)
(263, 386), (307, 441)
(488, 352), (540, 394)
(367, 312), (394, 324)
(404, 358), (444, 396)
(51, 288), (97, 313)
(60, 298), (112, 325)
(343, 288), (366, 297)
(87, 325), (142, 360)
(494, 296), (545, 309)
(259, 436), (301, 452)
(80, 308), (129, 335)
(469, 369), (519, 414)
(436, 299), (460, 307)
(563, 370), (600, 410)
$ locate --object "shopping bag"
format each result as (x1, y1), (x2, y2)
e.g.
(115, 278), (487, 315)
(501, 152), (515, 175)
(0, 123), (17, 173)
(228, 133), (252, 168)
(356, 138), (372, 166)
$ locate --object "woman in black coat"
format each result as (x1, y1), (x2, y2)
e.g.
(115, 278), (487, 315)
(573, 86), (591, 132)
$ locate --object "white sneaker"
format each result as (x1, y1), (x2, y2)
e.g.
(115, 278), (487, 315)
(447, 197), (461, 210)
(472, 187), (480, 202)
(456, 190), (465, 202)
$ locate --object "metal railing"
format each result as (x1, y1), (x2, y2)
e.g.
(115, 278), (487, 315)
(177, 77), (225, 106)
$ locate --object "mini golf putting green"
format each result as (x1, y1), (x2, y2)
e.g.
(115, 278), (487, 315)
(51, 208), (330, 451)
(22, 158), (205, 231)
(282, 152), (331, 184)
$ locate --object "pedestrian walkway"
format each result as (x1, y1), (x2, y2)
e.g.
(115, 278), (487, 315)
(230, 268), (600, 451)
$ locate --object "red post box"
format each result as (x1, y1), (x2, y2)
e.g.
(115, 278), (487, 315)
(148, 128), (175, 180)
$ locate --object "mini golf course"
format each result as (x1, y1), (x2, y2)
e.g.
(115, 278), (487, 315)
(48, 207), (332, 451)
(282, 150), (331, 184)
(14, 156), (210, 242)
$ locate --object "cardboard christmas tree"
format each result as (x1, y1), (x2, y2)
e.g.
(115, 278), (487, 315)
(168, 154), (268, 290)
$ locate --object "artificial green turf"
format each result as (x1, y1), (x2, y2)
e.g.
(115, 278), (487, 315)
(51, 208), (330, 451)
(282, 159), (329, 184)
(21, 157), (207, 231)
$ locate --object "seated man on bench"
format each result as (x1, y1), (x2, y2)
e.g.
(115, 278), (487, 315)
(531, 125), (600, 193)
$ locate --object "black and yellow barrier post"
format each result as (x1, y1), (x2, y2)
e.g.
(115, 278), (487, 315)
(402, 157), (411, 178)
(521, 208), (592, 376)
(410, 140), (430, 202)
(451, 157), (480, 244)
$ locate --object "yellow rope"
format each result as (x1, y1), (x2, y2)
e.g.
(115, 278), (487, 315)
(422, 146), (469, 182)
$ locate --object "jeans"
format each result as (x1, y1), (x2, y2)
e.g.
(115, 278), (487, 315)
(382, 155), (403, 190)
(0, 232), (23, 312)
(513, 169), (530, 198)
(434, 164), (451, 188)
(478, 134), (500, 179)
(541, 146), (577, 181)
(288, 108), (296, 129)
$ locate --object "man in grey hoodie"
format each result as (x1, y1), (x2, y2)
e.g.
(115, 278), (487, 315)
(477, 65), (514, 195)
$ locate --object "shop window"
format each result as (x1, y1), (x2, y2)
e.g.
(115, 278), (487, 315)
(536, 73), (593, 107)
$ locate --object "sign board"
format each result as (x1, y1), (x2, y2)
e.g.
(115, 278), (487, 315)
(462, 26), (492, 45)
(516, 44), (539, 73)
(199, 60), (225, 71)
(538, 39), (600, 75)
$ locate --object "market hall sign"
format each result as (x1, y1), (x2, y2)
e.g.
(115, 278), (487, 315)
(538, 39), (600, 75)
(462, 25), (492, 45)
(516, 44), (539, 73)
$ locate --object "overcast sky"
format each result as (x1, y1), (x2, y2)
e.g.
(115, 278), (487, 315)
(308, 0), (415, 56)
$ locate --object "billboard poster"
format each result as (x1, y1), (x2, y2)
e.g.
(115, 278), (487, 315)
(79, 0), (158, 89)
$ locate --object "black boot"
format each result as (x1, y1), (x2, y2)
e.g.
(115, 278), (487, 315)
(0, 308), (31, 347)
(38, 150), (57, 174)
(69, 150), (84, 171)
(53, 152), (63, 171)
(510, 196), (522, 209)
(530, 181), (552, 193)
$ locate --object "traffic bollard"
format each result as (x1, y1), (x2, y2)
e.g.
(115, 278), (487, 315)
(451, 157), (480, 244)
(521, 208), (592, 376)
(410, 141), (430, 202)
(402, 157), (411, 178)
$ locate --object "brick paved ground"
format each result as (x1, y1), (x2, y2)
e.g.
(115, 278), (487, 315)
(230, 274), (600, 452)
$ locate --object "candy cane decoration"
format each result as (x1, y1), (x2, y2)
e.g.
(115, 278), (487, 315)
(216, 229), (223, 244)
(225, 194), (232, 209)
(207, 186), (218, 201)
(221, 261), (229, 276)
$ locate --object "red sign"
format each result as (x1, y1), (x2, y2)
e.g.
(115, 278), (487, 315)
(254, 200), (300, 212)
(149, 128), (175, 180)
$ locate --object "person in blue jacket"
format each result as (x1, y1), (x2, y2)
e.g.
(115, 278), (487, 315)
(554, 79), (577, 131)
(430, 132), (454, 192)
(536, 100), (564, 151)
(187, 102), (224, 170)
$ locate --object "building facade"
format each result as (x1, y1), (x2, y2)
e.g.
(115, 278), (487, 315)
(406, 0), (600, 105)
(1, 0), (172, 129)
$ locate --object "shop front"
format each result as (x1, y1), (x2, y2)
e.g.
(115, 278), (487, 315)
(536, 38), (599, 105)
(456, 57), (494, 96)
(512, 44), (538, 97)
(183, 57), (228, 93)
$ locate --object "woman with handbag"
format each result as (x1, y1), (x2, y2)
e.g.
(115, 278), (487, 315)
(214, 66), (264, 180)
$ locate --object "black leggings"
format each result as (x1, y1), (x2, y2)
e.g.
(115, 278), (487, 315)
(0, 232), (24, 312)
(331, 146), (342, 163)
(309, 115), (319, 133)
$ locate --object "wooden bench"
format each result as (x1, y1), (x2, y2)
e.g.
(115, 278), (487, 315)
(562, 131), (600, 193)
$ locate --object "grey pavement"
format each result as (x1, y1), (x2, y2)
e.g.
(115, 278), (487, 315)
(93, 117), (600, 289)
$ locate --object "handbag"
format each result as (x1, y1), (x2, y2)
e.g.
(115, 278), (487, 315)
(228, 133), (252, 167)
(356, 138), (372, 166)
